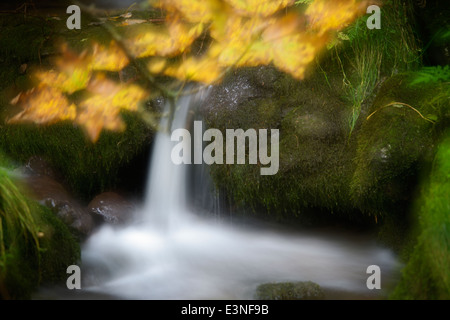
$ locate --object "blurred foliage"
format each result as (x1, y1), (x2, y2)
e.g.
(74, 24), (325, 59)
(390, 131), (450, 300)
(7, 0), (370, 141)
(409, 65), (450, 86)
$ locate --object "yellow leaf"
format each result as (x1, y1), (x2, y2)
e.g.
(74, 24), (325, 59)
(77, 95), (126, 142)
(113, 84), (149, 112)
(306, 0), (368, 35)
(91, 41), (130, 72)
(154, 55), (223, 84)
(224, 0), (294, 17)
(208, 14), (274, 67)
(271, 33), (324, 79)
(76, 74), (149, 141)
(35, 69), (91, 95)
(8, 86), (76, 124)
(124, 18), (203, 58)
(147, 57), (167, 74)
(154, 0), (222, 23)
(35, 44), (92, 94)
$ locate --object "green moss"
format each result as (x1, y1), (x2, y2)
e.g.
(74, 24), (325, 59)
(327, 0), (421, 134)
(390, 132), (450, 300)
(0, 110), (152, 201)
(205, 67), (360, 222)
(351, 74), (449, 217)
(0, 154), (80, 299)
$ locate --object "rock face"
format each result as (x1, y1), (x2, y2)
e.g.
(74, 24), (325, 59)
(88, 192), (135, 225)
(255, 281), (325, 300)
(22, 158), (94, 237)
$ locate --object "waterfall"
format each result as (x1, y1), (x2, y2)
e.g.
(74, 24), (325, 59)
(81, 91), (400, 299)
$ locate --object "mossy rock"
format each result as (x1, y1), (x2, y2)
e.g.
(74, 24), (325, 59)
(203, 66), (360, 222)
(0, 112), (152, 201)
(390, 131), (450, 300)
(201, 0), (424, 223)
(0, 158), (80, 299)
(351, 74), (449, 216)
(255, 281), (325, 300)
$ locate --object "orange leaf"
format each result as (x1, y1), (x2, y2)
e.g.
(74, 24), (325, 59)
(123, 19), (203, 58)
(35, 44), (92, 94)
(91, 41), (130, 72)
(156, 55), (223, 84)
(8, 86), (76, 124)
(76, 74), (149, 141)
(306, 0), (369, 35)
(154, 0), (222, 23)
(77, 95), (126, 142)
(224, 0), (294, 17)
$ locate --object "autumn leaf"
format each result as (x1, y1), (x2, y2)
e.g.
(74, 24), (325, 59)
(153, 55), (223, 83)
(77, 95), (126, 142)
(8, 86), (76, 124)
(76, 74), (149, 141)
(306, 0), (369, 35)
(153, 0), (222, 24)
(9, 0), (370, 140)
(123, 18), (204, 58)
(35, 44), (92, 94)
(224, 0), (294, 17)
(90, 41), (130, 72)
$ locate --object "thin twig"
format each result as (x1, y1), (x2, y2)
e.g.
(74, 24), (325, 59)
(366, 101), (436, 124)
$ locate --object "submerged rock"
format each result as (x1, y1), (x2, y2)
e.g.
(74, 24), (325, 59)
(88, 192), (135, 225)
(255, 281), (325, 300)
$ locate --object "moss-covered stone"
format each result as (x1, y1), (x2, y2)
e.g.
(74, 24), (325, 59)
(201, 0), (427, 225)
(351, 74), (449, 217)
(0, 112), (152, 201)
(202, 66), (359, 223)
(390, 131), (450, 300)
(255, 281), (325, 300)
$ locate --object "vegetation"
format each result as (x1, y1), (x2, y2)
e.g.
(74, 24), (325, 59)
(0, 154), (80, 299)
(0, 0), (448, 300)
(0, 11), (153, 200)
(391, 131), (450, 299)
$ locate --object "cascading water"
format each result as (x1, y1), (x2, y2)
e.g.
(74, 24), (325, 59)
(81, 90), (400, 299)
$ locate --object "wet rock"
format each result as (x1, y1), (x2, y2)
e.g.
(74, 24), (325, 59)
(201, 67), (269, 115)
(24, 174), (94, 237)
(255, 281), (325, 300)
(21, 156), (57, 179)
(88, 192), (135, 225)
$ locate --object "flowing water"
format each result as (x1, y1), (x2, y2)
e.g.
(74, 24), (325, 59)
(80, 91), (400, 300)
